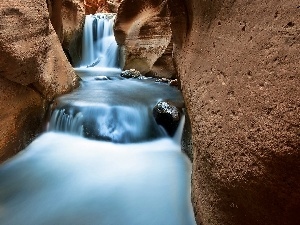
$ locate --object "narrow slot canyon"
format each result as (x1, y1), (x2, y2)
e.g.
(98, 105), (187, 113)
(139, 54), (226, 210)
(0, 1), (299, 225)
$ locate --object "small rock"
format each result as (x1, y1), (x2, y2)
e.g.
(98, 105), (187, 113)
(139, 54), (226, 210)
(120, 69), (142, 78)
(137, 76), (148, 80)
(169, 79), (178, 86)
(153, 101), (182, 136)
(86, 57), (101, 68)
(94, 76), (109, 80)
(155, 78), (169, 83)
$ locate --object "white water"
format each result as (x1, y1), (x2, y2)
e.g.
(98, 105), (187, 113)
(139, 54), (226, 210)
(0, 13), (196, 225)
(47, 76), (183, 143)
(0, 133), (195, 225)
(80, 13), (119, 69)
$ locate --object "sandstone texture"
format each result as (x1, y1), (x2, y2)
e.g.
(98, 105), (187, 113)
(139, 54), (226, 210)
(0, 0), (79, 162)
(48, 0), (86, 66)
(61, 0), (85, 66)
(169, 0), (300, 224)
(84, 0), (121, 14)
(0, 77), (45, 161)
(47, 0), (64, 42)
(114, 0), (176, 77)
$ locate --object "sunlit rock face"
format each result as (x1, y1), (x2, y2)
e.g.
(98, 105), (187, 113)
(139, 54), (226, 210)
(168, 0), (300, 224)
(114, 0), (176, 78)
(84, 0), (109, 14)
(84, 0), (121, 14)
(0, 0), (79, 161)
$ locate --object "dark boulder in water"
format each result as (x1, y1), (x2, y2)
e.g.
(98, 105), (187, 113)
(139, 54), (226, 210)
(153, 101), (182, 136)
(120, 69), (142, 78)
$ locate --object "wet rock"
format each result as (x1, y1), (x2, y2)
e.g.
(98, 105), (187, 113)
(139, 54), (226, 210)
(169, 79), (179, 86)
(137, 76), (149, 80)
(155, 78), (178, 86)
(87, 57), (101, 68)
(94, 76), (110, 80)
(153, 101), (182, 136)
(181, 111), (193, 161)
(155, 78), (169, 83)
(120, 69), (142, 78)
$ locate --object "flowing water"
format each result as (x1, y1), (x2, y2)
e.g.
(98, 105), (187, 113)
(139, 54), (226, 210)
(81, 14), (119, 68)
(0, 13), (196, 225)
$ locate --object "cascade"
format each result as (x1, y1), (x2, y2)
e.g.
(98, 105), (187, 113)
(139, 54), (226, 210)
(0, 13), (196, 225)
(80, 13), (119, 69)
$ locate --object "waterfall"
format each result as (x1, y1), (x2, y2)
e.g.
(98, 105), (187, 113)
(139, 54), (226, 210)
(0, 13), (196, 225)
(80, 13), (119, 69)
(47, 79), (181, 143)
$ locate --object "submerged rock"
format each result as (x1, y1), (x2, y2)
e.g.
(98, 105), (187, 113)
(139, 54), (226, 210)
(94, 76), (110, 81)
(153, 101), (182, 137)
(120, 69), (142, 78)
(87, 57), (101, 68)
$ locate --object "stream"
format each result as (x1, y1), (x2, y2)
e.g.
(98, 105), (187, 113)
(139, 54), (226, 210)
(0, 13), (196, 225)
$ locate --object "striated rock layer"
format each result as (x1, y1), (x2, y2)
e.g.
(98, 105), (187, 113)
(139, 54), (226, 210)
(169, 0), (300, 224)
(114, 0), (176, 78)
(0, 0), (79, 162)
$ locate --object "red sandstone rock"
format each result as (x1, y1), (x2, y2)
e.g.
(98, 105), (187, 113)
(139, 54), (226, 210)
(169, 0), (300, 224)
(114, 0), (174, 77)
(106, 0), (121, 13)
(61, 0), (85, 66)
(0, 0), (79, 161)
(84, 0), (109, 14)
(0, 77), (46, 162)
(83, 0), (120, 14)
(47, 0), (64, 42)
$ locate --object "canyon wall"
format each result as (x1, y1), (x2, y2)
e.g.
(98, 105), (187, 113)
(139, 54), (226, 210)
(84, 0), (121, 14)
(0, 0), (79, 162)
(114, 0), (176, 78)
(61, 0), (85, 66)
(0, 0), (299, 224)
(169, 0), (300, 224)
(114, 1), (300, 223)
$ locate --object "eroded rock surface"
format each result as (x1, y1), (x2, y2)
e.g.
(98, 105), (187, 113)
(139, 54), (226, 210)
(0, 0), (79, 161)
(0, 77), (46, 162)
(84, 0), (121, 14)
(169, 0), (300, 224)
(114, 0), (175, 77)
(61, 0), (85, 66)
